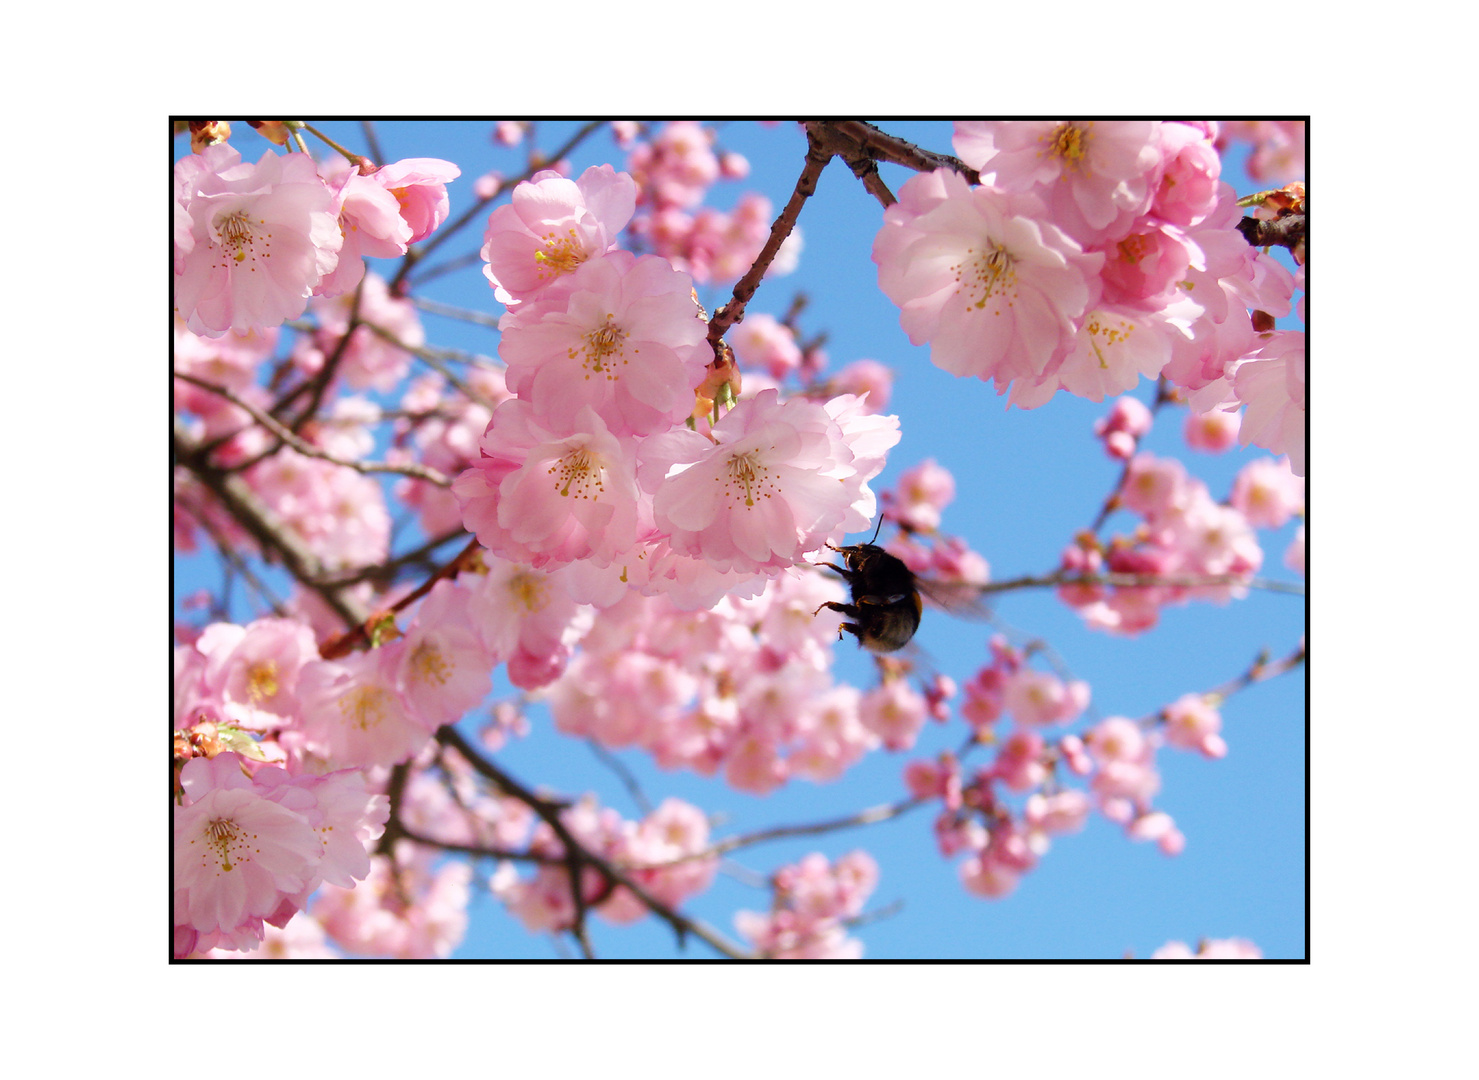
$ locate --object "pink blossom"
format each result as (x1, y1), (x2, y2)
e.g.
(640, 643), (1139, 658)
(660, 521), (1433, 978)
(317, 846), (472, 958)
(1021, 304), (1178, 407)
(1002, 669), (1090, 727)
(372, 157), (459, 242)
(308, 271), (424, 392)
(315, 159), (413, 297)
(295, 648), (433, 769)
(1234, 331), (1306, 476)
(959, 851), (1020, 899)
(858, 678), (929, 752)
(466, 557), (590, 684)
(643, 389), (879, 574)
(396, 580), (494, 727)
(729, 312), (803, 380)
(874, 169), (1102, 393)
(954, 120), (1162, 245)
(1093, 395), (1153, 461)
(173, 755), (320, 950)
(1099, 223), (1204, 312)
(243, 449), (390, 570)
(498, 251), (709, 436)
(830, 359), (894, 412)
(174, 145), (343, 337)
(1185, 407), (1241, 453)
(174, 753), (385, 956)
(627, 121), (720, 209)
(1120, 452), (1192, 521)
(1231, 456), (1304, 529)
(1025, 790), (1091, 835)
(480, 164), (637, 305)
(1165, 494), (1263, 583)
(455, 399), (643, 569)
(889, 458), (956, 532)
(724, 732), (789, 794)
(1151, 123), (1223, 227)
(196, 617), (319, 731)
(1162, 694), (1227, 758)
(993, 730), (1048, 792)
(1085, 716), (1148, 765)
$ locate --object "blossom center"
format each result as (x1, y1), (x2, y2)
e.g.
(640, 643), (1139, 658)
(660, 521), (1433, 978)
(213, 209), (269, 266)
(575, 316), (630, 378)
(340, 685), (392, 730)
(724, 450), (778, 508)
(534, 229), (586, 279)
(506, 570), (549, 613)
(247, 660), (279, 703)
(1083, 313), (1136, 369)
(411, 640), (451, 687)
(957, 245), (1019, 313)
(548, 446), (607, 499)
(1045, 122), (1092, 171)
(204, 817), (245, 872)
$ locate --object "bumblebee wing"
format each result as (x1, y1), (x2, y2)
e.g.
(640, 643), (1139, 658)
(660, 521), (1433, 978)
(915, 578), (992, 621)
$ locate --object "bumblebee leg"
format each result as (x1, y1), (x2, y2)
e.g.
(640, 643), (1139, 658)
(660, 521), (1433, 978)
(813, 600), (857, 643)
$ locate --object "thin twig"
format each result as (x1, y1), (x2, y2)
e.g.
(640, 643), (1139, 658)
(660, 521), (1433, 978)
(172, 370), (451, 487)
(435, 725), (753, 959)
(977, 571), (1305, 597)
(707, 128), (832, 345)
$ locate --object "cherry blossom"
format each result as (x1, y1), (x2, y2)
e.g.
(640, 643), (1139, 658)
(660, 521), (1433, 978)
(873, 168), (1103, 393)
(174, 145), (342, 337)
(480, 164), (637, 305)
(497, 250), (709, 436)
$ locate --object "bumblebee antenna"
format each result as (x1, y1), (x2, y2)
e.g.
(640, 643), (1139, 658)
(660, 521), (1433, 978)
(867, 514), (886, 546)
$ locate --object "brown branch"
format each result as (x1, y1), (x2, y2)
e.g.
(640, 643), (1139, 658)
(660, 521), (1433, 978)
(977, 571), (1305, 597)
(706, 128), (832, 345)
(435, 725), (752, 959)
(318, 537), (482, 659)
(174, 421), (371, 630)
(172, 370), (452, 487)
(316, 527), (470, 589)
(821, 120), (980, 185)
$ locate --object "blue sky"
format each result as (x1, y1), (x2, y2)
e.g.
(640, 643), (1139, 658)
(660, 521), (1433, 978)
(173, 119), (1306, 960)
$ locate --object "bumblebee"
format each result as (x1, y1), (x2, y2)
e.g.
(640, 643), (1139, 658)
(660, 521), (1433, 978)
(813, 539), (924, 654)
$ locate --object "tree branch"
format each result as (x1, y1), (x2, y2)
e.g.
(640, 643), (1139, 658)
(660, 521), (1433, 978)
(434, 725), (753, 959)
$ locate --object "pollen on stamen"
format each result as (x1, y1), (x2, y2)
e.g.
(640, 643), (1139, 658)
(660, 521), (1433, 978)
(551, 447), (607, 500)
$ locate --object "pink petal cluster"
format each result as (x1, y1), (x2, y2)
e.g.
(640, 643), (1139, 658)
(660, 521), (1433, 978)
(480, 164), (637, 305)
(173, 752), (388, 957)
(492, 795), (717, 932)
(874, 168), (1102, 392)
(174, 145), (343, 338)
(546, 570), (887, 791)
(734, 851), (878, 959)
(313, 843), (473, 958)
(875, 122), (1303, 475)
(1056, 449), (1269, 635)
(498, 251), (710, 436)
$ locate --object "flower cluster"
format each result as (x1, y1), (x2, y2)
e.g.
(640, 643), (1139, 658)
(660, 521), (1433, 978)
(1056, 410), (1303, 635)
(903, 630), (1243, 900)
(173, 752), (389, 957)
(491, 796), (718, 932)
(734, 851), (879, 958)
(174, 142), (456, 338)
(459, 164), (898, 611)
(873, 121), (1303, 474)
(625, 122), (799, 284)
